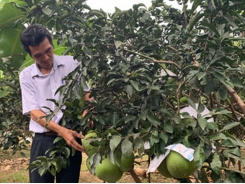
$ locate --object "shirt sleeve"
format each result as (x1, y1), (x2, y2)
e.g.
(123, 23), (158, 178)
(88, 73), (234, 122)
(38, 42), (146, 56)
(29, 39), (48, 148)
(63, 56), (91, 93)
(19, 71), (40, 115)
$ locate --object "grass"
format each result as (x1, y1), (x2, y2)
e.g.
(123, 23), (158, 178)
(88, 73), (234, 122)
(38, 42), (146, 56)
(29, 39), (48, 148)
(0, 170), (29, 183)
(0, 149), (29, 183)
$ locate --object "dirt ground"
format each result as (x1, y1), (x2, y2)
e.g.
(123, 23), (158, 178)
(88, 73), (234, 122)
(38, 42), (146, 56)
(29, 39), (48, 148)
(0, 151), (179, 183)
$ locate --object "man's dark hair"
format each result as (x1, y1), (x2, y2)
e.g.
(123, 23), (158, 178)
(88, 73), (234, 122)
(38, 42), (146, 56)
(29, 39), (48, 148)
(20, 24), (53, 56)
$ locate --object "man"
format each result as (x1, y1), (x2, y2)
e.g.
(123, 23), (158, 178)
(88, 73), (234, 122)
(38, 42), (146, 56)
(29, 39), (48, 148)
(19, 24), (92, 183)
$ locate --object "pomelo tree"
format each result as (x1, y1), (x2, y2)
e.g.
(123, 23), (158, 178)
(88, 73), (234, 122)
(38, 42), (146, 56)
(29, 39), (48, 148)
(1, 0), (245, 182)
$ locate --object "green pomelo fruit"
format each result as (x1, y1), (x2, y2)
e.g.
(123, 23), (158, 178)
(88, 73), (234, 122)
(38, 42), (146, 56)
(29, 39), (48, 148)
(115, 152), (135, 172)
(82, 132), (98, 156)
(95, 158), (123, 183)
(166, 151), (196, 179)
(157, 159), (173, 178)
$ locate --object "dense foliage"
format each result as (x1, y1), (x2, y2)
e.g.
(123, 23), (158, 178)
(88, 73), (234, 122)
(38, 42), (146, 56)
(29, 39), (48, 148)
(1, 0), (245, 182)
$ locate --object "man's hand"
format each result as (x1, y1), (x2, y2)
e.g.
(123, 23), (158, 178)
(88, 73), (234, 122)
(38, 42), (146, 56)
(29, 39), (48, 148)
(30, 110), (85, 152)
(192, 60), (199, 66)
(59, 127), (84, 152)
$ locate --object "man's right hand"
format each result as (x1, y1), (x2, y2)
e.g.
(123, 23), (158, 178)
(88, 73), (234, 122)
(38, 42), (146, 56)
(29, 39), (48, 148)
(58, 127), (84, 152)
(30, 110), (85, 152)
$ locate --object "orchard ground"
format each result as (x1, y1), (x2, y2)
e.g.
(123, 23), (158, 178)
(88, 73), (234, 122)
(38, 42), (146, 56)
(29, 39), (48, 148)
(0, 149), (180, 183)
(2, 147), (245, 182)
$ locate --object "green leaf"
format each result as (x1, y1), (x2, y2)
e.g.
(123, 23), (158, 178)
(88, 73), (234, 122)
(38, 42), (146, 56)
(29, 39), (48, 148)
(130, 80), (140, 91)
(133, 3), (147, 9)
(210, 132), (227, 141)
(45, 114), (54, 124)
(217, 24), (226, 37)
(134, 137), (144, 149)
(186, 98), (196, 109)
(50, 167), (56, 176)
(109, 135), (121, 152)
(159, 108), (172, 116)
(146, 114), (161, 127)
(111, 112), (119, 126)
(187, 12), (204, 32)
(224, 15), (238, 30)
(0, 89), (8, 98)
(121, 139), (133, 158)
(163, 124), (173, 133)
(38, 164), (48, 176)
(159, 131), (168, 143)
(232, 138), (245, 148)
(20, 54), (34, 70)
(125, 85), (133, 96)
(197, 72), (206, 81)
(125, 115), (136, 123)
(197, 103), (205, 114)
(223, 147), (241, 157)
(230, 77), (244, 88)
(0, 3), (25, 29)
(194, 142), (205, 168)
(62, 147), (70, 158)
(212, 71), (227, 83)
(210, 0), (216, 10)
(202, 21), (220, 36)
(220, 122), (240, 132)
(180, 97), (187, 103)
(0, 28), (24, 58)
(53, 136), (63, 144)
(197, 116), (207, 130)
(190, 0), (202, 13)
(210, 153), (222, 174)
(88, 9), (106, 18)
(218, 86), (227, 100)
(42, 6), (52, 16)
(0, 0), (26, 10)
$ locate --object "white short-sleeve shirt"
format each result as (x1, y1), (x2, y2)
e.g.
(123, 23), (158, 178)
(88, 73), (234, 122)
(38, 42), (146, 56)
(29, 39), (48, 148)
(19, 55), (90, 133)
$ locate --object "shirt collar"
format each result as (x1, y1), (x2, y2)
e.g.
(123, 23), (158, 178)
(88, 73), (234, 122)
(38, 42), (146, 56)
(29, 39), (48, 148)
(31, 55), (65, 77)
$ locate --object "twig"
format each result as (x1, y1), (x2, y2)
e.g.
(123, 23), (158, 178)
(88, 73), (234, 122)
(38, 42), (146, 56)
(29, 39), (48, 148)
(123, 48), (181, 70)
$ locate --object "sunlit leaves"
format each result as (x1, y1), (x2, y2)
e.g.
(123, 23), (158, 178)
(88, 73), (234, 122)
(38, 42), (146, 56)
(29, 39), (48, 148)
(0, 3), (25, 29)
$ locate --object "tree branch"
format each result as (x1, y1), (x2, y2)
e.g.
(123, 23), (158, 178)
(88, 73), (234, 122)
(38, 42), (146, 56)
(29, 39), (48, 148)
(123, 48), (181, 70)
(225, 85), (245, 119)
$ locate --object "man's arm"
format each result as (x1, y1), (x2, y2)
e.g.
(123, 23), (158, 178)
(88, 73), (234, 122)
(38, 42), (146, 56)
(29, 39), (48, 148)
(82, 92), (95, 117)
(82, 92), (95, 127)
(30, 109), (84, 152)
(83, 92), (94, 102)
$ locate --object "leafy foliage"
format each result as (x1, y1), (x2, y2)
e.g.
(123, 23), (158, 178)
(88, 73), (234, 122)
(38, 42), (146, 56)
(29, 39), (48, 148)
(28, 136), (75, 176)
(0, 63), (31, 154)
(1, 0), (245, 182)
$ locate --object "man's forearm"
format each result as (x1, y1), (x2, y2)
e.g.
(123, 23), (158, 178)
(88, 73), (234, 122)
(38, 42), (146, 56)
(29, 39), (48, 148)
(30, 109), (66, 134)
(30, 109), (84, 152)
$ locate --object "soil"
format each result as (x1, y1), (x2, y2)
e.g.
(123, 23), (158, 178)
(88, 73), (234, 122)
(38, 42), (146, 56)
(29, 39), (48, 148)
(0, 151), (180, 183)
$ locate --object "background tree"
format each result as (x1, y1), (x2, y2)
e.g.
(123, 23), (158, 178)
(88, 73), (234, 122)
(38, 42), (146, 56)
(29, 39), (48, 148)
(0, 0), (30, 154)
(1, 0), (245, 182)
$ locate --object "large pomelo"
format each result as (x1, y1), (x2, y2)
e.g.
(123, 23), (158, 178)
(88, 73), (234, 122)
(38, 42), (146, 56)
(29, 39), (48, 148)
(115, 152), (135, 172)
(166, 151), (196, 179)
(82, 131), (98, 156)
(157, 158), (173, 178)
(95, 157), (123, 183)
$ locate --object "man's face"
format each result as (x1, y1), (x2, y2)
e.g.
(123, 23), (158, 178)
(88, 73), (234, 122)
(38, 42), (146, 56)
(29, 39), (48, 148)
(29, 37), (54, 71)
